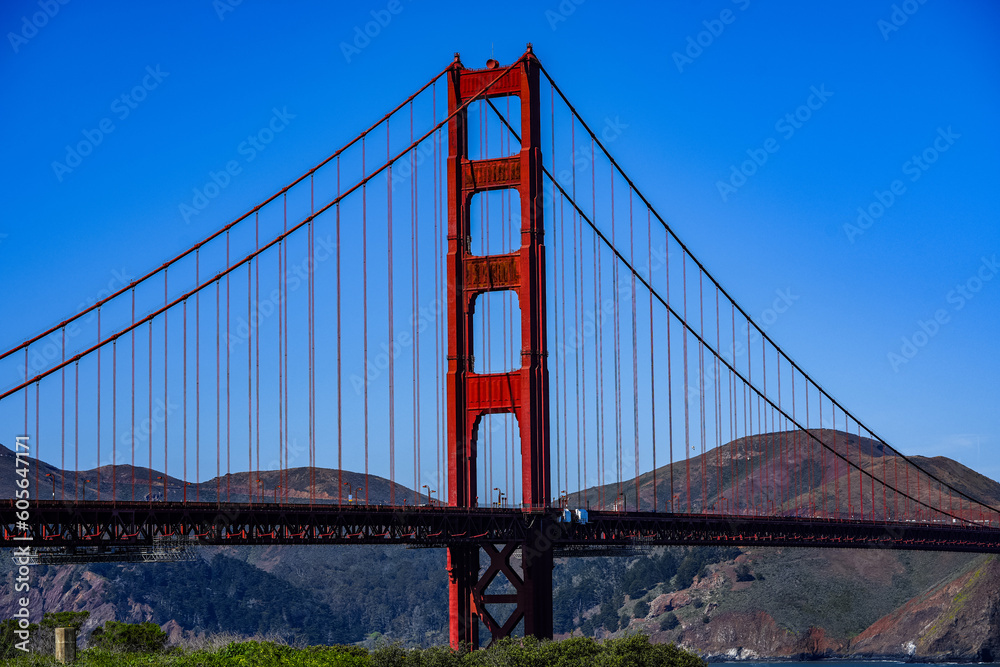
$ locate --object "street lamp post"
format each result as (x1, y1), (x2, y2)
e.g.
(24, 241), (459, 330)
(83, 479), (92, 501)
(44, 473), (55, 500)
(274, 484), (281, 503)
(493, 487), (502, 507)
(156, 476), (166, 501)
(183, 482), (192, 503)
(356, 486), (364, 505)
(422, 485), (435, 506)
(343, 481), (351, 503)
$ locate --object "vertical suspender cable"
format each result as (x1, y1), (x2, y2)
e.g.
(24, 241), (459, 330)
(551, 93), (561, 505)
(730, 304), (737, 512)
(113, 338), (117, 500)
(363, 137), (370, 504)
(335, 162), (342, 504)
(572, 116), (583, 500)
(666, 235), (674, 512)
(216, 280), (221, 503)
(648, 208), (656, 511)
(611, 168), (621, 504)
(183, 294), (187, 501)
(74, 360), (78, 499)
(226, 232), (232, 502)
(164, 269), (169, 496)
(247, 248), (253, 501)
(432, 88), (441, 503)
(148, 313), (153, 500)
(131, 291), (136, 501)
(283, 197), (290, 502)
(277, 197), (284, 501)
(410, 102), (420, 502)
(332, 157), (340, 502)
(630, 190), (639, 509)
(388, 121), (396, 506)
(196, 252), (201, 501)
(97, 309), (101, 498)
(682, 257), (690, 512)
(255, 215), (260, 500)
(699, 272), (706, 511)
(61, 327), (65, 500)
(716, 287), (723, 510)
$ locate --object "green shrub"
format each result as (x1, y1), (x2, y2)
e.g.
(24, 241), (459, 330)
(659, 612), (679, 631)
(0, 630), (705, 666)
(0, 618), (38, 660)
(674, 556), (700, 589)
(40, 611), (89, 631)
(88, 620), (168, 653)
(633, 600), (650, 618)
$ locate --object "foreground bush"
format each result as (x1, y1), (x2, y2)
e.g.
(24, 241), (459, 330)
(89, 621), (169, 654)
(1, 633), (704, 666)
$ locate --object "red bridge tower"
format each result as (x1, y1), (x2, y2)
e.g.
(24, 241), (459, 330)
(446, 47), (553, 648)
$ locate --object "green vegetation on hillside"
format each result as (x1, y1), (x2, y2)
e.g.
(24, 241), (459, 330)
(87, 555), (341, 644)
(714, 548), (982, 638)
(553, 546), (739, 636)
(2, 634), (704, 667)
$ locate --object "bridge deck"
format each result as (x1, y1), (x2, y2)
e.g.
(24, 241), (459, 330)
(3, 500), (998, 553)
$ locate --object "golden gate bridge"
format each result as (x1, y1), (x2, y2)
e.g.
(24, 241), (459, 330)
(2, 46), (998, 648)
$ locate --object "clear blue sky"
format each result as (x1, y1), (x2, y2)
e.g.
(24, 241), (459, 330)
(1, 1), (998, 483)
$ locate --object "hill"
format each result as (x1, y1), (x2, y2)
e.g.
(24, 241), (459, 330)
(573, 428), (1000, 518)
(2, 430), (999, 658)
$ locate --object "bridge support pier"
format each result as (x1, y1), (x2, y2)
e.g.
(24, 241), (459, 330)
(446, 47), (552, 649)
(449, 534), (554, 649)
(448, 545), (480, 647)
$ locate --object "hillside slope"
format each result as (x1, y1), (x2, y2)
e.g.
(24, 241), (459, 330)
(2, 431), (998, 656)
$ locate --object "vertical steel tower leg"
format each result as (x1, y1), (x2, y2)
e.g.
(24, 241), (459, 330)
(446, 46), (551, 649)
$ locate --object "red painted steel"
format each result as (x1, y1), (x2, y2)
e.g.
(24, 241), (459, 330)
(446, 46), (552, 649)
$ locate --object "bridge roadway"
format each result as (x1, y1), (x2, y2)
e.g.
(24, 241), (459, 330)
(3, 500), (999, 553)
